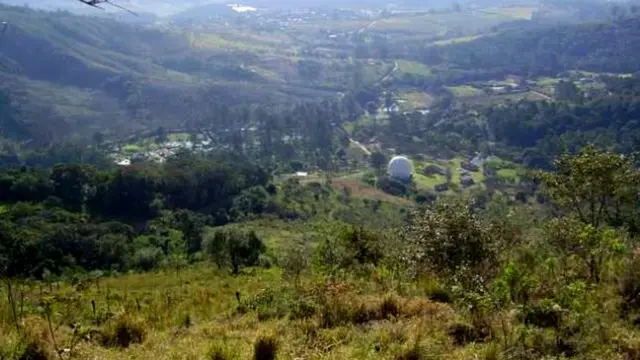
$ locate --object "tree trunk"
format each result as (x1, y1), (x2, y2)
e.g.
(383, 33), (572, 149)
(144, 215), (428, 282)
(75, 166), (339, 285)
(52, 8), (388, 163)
(6, 279), (20, 333)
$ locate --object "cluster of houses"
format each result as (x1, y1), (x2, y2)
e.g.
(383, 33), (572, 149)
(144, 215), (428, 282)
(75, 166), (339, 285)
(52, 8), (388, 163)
(422, 155), (487, 192)
(111, 136), (216, 166)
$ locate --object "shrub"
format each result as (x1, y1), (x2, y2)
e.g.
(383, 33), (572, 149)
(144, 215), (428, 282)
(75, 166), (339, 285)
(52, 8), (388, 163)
(402, 202), (498, 289)
(17, 342), (53, 360)
(179, 313), (192, 329)
(100, 313), (146, 348)
(619, 254), (640, 315)
(15, 317), (55, 360)
(207, 342), (235, 360)
(394, 342), (425, 360)
(253, 335), (278, 360)
(521, 300), (563, 329)
(130, 246), (164, 271)
(423, 281), (452, 303)
(448, 321), (488, 346)
(379, 295), (401, 319)
(280, 239), (312, 282)
(289, 298), (317, 320)
(415, 190), (437, 205)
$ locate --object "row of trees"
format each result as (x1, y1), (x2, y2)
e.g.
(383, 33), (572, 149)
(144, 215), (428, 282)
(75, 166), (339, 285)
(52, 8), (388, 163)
(0, 153), (270, 219)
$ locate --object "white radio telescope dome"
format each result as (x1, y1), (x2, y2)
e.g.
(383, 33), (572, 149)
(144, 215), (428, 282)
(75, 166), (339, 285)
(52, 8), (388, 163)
(388, 156), (413, 180)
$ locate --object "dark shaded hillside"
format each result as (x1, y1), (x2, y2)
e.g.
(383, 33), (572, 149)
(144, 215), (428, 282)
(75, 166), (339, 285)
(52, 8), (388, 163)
(0, 6), (190, 86)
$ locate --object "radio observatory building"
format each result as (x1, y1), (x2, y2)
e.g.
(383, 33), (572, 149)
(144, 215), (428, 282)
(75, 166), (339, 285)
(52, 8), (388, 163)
(387, 156), (413, 180)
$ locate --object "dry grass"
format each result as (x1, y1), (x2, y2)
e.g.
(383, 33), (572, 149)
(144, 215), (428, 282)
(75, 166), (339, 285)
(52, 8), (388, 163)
(0, 266), (465, 360)
(2, 261), (636, 359)
(330, 179), (413, 206)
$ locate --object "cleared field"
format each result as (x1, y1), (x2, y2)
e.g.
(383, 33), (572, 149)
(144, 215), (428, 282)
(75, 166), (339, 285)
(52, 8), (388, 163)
(123, 144), (144, 153)
(373, 12), (510, 36)
(398, 91), (434, 110)
(433, 35), (483, 46)
(413, 173), (446, 189)
(331, 178), (414, 206)
(497, 168), (519, 181)
(491, 6), (538, 20)
(446, 85), (484, 97)
(187, 32), (272, 53)
(461, 91), (550, 105)
(397, 60), (432, 76)
(167, 133), (191, 142)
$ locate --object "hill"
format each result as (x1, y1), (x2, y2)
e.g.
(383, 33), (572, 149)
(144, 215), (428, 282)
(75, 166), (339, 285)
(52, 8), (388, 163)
(411, 16), (640, 83)
(0, 5), (348, 143)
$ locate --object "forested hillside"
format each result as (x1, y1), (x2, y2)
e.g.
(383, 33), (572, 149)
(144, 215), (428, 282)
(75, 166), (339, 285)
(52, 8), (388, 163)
(0, 5), (352, 142)
(395, 17), (640, 85)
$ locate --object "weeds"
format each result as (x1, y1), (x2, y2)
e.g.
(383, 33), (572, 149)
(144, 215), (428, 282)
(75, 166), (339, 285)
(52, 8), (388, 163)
(394, 342), (425, 360)
(208, 342), (235, 360)
(99, 312), (146, 348)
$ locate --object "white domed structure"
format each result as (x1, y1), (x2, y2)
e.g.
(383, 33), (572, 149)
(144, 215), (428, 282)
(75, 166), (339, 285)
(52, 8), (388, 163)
(388, 156), (413, 180)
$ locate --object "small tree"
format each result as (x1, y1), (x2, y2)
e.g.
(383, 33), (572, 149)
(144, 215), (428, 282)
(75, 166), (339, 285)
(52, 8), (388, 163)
(445, 167), (453, 184)
(538, 145), (640, 229)
(401, 202), (498, 288)
(205, 230), (266, 274)
(545, 217), (624, 283)
(280, 238), (312, 284)
(370, 152), (387, 172)
(554, 80), (581, 101)
(92, 131), (105, 146)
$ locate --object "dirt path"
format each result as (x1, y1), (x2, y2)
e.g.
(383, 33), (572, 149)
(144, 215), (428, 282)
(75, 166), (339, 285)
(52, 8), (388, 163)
(380, 61), (398, 83)
(358, 20), (378, 34)
(530, 90), (552, 100)
(350, 138), (372, 155)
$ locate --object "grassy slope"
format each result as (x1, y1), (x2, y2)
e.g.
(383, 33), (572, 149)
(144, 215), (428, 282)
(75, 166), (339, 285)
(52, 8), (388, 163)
(0, 265), (464, 360)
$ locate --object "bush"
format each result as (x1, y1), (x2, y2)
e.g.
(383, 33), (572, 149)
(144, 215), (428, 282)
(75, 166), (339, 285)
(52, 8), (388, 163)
(521, 300), (562, 329)
(394, 342), (425, 360)
(253, 335), (278, 360)
(130, 246), (164, 271)
(378, 176), (409, 197)
(179, 313), (192, 329)
(427, 288), (452, 304)
(280, 239), (312, 282)
(14, 317), (55, 360)
(289, 298), (317, 320)
(402, 202), (498, 288)
(379, 295), (401, 319)
(620, 254), (640, 315)
(17, 342), (53, 360)
(448, 321), (488, 346)
(414, 190), (437, 205)
(208, 342), (235, 360)
(100, 313), (146, 348)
